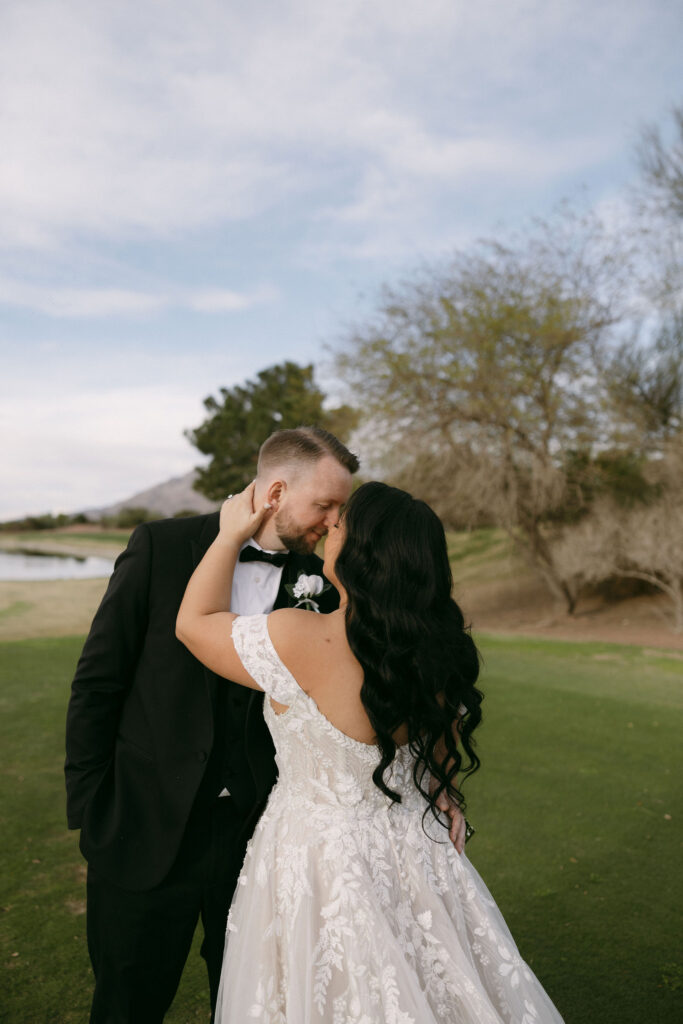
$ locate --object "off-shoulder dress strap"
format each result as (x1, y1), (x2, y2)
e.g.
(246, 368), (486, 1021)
(231, 613), (302, 706)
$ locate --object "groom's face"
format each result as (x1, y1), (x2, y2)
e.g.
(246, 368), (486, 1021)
(274, 456), (353, 556)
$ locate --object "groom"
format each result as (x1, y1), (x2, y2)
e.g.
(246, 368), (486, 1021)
(65, 426), (358, 1023)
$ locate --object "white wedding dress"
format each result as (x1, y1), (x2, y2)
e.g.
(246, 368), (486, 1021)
(215, 614), (565, 1023)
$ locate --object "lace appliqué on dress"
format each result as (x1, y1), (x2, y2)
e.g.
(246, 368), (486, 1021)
(231, 613), (302, 706)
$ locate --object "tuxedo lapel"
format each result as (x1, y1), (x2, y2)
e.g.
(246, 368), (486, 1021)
(190, 511), (220, 568)
(273, 555), (301, 610)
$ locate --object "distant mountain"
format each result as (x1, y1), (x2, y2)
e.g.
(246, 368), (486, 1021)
(84, 470), (220, 520)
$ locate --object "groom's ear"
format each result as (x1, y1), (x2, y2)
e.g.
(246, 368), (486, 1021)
(267, 480), (285, 508)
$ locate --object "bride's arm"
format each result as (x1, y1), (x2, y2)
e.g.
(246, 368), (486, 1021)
(175, 483), (269, 686)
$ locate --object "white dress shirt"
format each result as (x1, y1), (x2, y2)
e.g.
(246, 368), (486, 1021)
(229, 539), (287, 615)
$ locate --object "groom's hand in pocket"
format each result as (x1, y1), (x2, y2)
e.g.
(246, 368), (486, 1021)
(434, 790), (467, 854)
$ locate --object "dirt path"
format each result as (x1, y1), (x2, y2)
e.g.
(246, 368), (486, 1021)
(459, 574), (683, 651)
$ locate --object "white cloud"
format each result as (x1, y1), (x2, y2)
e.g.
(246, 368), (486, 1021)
(1, 0), (674, 255)
(0, 2), (300, 248)
(0, 383), (207, 517)
(186, 286), (279, 313)
(0, 278), (278, 317)
(0, 337), (271, 519)
(0, 283), (166, 317)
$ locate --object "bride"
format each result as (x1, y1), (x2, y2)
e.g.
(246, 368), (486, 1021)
(176, 480), (565, 1023)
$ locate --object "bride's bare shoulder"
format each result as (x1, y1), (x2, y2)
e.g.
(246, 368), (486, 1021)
(267, 608), (347, 686)
(267, 607), (341, 648)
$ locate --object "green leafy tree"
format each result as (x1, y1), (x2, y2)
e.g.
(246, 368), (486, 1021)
(187, 361), (357, 499)
(113, 507), (159, 528)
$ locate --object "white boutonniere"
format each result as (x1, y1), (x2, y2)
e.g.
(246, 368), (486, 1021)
(285, 572), (330, 612)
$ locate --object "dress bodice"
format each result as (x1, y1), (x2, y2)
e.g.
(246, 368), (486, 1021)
(231, 613), (426, 817)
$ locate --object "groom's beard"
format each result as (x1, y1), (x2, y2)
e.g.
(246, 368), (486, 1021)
(274, 509), (323, 556)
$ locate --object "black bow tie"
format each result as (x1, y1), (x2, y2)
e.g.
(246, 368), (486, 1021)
(239, 546), (288, 568)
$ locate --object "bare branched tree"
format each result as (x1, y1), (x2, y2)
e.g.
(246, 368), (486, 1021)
(335, 208), (630, 613)
(632, 104), (683, 316)
(550, 441), (683, 632)
(637, 105), (683, 224)
(606, 311), (683, 452)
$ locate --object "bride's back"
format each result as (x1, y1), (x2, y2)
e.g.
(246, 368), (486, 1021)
(268, 607), (410, 748)
(232, 613), (421, 818)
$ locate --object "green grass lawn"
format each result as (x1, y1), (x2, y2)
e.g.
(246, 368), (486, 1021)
(1, 634), (681, 1023)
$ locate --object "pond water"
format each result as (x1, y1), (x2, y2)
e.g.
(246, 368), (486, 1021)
(0, 549), (115, 581)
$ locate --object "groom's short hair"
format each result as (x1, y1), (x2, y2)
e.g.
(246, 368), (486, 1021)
(257, 426), (359, 476)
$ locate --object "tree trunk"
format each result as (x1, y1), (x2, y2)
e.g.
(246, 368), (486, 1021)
(508, 520), (578, 615)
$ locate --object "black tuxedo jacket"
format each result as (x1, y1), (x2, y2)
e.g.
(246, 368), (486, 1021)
(65, 511), (338, 891)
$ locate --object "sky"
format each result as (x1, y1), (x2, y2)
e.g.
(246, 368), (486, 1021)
(1, 0), (681, 519)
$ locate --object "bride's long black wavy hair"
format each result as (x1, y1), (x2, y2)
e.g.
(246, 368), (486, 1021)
(334, 481), (483, 834)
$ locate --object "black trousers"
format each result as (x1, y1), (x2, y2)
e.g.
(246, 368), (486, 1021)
(86, 797), (252, 1024)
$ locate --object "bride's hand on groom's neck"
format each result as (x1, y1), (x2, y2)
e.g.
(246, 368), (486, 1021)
(218, 481), (271, 547)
